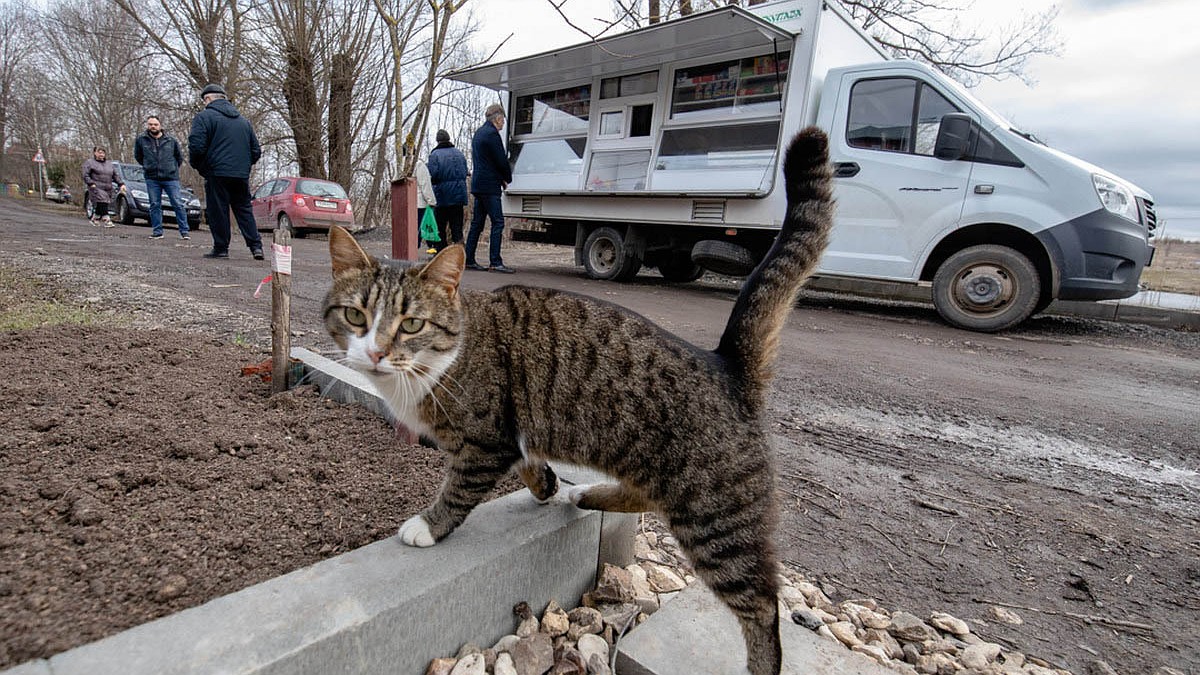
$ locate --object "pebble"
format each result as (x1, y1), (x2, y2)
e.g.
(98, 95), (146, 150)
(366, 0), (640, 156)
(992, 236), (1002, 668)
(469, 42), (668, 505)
(153, 574), (188, 603)
(888, 611), (937, 642)
(792, 608), (825, 630)
(829, 621), (863, 648)
(586, 653), (612, 675)
(424, 658), (456, 675)
(960, 642), (1001, 669)
(511, 633), (553, 675)
(576, 633), (609, 666)
(566, 606), (604, 640)
(449, 653), (484, 675)
(492, 634), (520, 654)
(929, 611), (971, 636)
(852, 643), (891, 665)
(644, 564), (686, 593)
(541, 600), (570, 637)
(988, 605), (1025, 625)
(493, 653), (517, 675)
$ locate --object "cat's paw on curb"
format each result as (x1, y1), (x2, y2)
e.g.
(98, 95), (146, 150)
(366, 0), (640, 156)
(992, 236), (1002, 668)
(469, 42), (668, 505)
(398, 515), (436, 547)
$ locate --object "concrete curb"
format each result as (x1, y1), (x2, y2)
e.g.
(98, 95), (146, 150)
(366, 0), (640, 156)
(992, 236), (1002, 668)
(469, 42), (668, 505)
(617, 584), (896, 675)
(9, 492), (601, 675)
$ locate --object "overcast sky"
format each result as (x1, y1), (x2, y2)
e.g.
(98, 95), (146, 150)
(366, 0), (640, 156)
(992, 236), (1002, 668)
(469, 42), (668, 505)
(470, 0), (1200, 240)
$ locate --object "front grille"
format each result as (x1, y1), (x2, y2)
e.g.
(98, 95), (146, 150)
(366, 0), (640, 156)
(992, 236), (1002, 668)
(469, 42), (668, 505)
(1139, 197), (1157, 232)
(521, 196), (542, 214)
(691, 199), (726, 223)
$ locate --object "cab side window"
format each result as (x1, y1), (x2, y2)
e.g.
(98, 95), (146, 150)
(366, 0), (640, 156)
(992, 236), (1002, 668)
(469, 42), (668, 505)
(847, 77), (959, 156)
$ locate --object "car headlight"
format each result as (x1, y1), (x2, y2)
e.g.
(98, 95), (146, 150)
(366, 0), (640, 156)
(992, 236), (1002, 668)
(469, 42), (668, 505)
(1091, 174), (1138, 224)
(187, 198), (201, 208)
(132, 189), (149, 200)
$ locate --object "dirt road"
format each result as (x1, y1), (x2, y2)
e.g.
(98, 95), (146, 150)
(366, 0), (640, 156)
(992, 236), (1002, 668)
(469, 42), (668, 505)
(2, 199), (1197, 674)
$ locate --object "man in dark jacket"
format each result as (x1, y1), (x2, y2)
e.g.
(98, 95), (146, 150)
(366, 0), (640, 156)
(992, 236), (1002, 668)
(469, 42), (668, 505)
(134, 115), (192, 241)
(464, 104), (515, 273)
(427, 129), (468, 252)
(188, 83), (264, 260)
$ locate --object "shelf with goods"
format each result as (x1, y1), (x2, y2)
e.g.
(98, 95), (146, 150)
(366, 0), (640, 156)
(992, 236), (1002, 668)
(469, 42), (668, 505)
(514, 85), (592, 136)
(671, 54), (790, 116)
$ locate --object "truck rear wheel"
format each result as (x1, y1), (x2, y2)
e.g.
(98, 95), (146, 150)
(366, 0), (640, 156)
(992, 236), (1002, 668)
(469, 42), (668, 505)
(932, 244), (1040, 332)
(583, 227), (642, 281)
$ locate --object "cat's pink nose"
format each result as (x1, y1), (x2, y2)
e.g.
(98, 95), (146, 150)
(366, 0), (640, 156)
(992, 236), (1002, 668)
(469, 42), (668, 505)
(366, 348), (384, 365)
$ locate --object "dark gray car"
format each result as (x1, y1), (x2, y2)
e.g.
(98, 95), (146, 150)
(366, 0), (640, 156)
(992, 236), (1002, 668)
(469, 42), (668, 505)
(84, 161), (203, 229)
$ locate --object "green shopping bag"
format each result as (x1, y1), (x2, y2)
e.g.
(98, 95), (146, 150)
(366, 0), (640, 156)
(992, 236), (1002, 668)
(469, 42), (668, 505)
(419, 208), (441, 242)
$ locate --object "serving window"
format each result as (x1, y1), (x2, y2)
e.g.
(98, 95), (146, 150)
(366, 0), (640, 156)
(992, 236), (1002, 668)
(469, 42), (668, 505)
(513, 85), (591, 136)
(670, 52), (789, 120)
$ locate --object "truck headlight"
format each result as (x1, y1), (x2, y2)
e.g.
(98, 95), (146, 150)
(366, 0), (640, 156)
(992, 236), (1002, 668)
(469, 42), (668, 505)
(1091, 174), (1139, 224)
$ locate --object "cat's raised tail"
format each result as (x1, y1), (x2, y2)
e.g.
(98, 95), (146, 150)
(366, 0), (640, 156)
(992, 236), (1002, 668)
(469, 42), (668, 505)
(715, 127), (834, 412)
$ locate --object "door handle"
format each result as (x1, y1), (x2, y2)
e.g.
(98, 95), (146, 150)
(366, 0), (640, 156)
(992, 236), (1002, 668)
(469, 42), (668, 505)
(834, 162), (860, 178)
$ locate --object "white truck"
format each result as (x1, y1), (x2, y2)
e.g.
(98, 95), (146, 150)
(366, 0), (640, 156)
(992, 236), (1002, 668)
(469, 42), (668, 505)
(449, 0), (1157, 331)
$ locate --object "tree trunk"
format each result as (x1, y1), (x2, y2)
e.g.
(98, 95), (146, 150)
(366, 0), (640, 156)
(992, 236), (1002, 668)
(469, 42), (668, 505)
(327, 51), (354, 189)
(648, 0), (660, 24)
(282, 41), (326, 179)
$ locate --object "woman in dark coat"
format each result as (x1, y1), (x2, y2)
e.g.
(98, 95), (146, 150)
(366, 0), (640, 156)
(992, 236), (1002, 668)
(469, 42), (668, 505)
(427, 129), (469, 251)
(81, 146), (125, 227)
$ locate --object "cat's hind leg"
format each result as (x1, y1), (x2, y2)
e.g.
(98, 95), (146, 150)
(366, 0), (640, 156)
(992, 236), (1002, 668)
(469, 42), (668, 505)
(517, 460), (560, 504)
(667, 494), (781, 674)
(567, 482), (654, 513)
(400, 444), (517, 547)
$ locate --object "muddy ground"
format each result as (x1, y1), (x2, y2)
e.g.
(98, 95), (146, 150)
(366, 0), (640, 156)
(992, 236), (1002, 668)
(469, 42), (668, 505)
(0, 198), (1197, 674)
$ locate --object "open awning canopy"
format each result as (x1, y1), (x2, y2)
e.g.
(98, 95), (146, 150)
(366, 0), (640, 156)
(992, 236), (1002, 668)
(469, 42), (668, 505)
(448, 7), (795, 92)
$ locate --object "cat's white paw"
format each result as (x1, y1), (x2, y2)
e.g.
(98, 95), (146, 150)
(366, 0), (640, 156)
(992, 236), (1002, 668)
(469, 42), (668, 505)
(398, 515), (436, 547)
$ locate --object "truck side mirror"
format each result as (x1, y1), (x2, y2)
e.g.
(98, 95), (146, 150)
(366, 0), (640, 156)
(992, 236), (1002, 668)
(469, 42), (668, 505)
(934, 113), (974, 161)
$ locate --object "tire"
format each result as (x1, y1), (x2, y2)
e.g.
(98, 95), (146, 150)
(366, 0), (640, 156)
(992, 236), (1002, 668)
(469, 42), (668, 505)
(116, 197), (134, 224)
(657, 251), (705, 282)
(583, 227), (641, 281)
(691, 240), (757, 277)
(932, 245), (1041, 332)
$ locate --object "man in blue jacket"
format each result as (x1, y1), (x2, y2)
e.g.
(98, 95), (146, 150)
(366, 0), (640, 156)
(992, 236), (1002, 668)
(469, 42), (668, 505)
(464, 104), (515, 273)
(427, 129), (468, 252)
(188, 83), (264, 260)
(134, 115), (192, 241)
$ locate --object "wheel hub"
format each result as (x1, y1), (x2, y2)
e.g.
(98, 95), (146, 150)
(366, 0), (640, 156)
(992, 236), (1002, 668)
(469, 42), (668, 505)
(590, 239), (616, 272)
(955, 265), (1013, 312)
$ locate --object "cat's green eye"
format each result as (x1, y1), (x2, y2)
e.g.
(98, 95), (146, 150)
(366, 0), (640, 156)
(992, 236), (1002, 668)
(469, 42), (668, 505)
(399, 318), (425, 334)
(343, 307), (367, 327)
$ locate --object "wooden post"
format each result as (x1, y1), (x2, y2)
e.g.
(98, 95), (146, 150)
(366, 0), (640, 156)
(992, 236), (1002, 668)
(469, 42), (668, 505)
(270, 226), (293, 394)
(389, 177), (419, 261)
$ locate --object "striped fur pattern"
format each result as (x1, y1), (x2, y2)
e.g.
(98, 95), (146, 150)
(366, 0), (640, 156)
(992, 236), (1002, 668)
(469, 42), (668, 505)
(322, 128), (833, 675)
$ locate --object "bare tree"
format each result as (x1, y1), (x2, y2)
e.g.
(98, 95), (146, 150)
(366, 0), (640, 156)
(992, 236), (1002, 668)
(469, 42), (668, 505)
(41, 0), (158, 159)
(838, 0), (1060, 85)
(110, 0), (248, 96)
(0, 0), (37, 180)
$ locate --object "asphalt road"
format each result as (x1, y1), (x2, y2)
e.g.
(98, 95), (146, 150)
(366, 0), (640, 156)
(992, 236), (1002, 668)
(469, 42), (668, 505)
(2, 199), (1198, 673)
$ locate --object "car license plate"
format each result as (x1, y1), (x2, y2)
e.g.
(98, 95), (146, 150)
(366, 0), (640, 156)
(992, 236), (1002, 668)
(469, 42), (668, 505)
(315, 199), (337, 209)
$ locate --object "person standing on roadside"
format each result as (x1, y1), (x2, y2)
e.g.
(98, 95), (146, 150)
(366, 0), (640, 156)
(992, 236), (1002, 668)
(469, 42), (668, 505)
(134, 115), (191, 241)
(427, 128), (468, 252)
(188, 83), (264, 260)
(464, 104), (514, 273)
(82, 146), (124, 228)
(414, 155), (437, 254)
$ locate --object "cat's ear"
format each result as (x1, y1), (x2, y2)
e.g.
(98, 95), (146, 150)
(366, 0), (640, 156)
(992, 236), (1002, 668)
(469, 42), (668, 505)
(421, 245), (465, 298)
(329, 226), (375, 277)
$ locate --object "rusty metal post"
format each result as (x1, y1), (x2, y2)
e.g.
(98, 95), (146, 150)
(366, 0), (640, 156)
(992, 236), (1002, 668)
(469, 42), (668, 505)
(270, 226), (293, 394)
(389, 177), (419, 261)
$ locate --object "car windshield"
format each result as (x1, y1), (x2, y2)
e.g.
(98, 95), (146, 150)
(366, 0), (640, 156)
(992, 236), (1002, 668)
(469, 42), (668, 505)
(121, 164), (145, 182)
(296, 179), (348, 199)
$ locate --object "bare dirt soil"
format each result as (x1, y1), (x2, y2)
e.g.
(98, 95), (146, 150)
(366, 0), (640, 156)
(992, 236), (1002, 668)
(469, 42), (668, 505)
(1, 198), (1197, 674)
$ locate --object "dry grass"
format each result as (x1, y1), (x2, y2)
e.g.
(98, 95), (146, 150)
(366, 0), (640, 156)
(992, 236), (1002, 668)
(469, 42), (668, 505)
(1142, 238), (1200, 295)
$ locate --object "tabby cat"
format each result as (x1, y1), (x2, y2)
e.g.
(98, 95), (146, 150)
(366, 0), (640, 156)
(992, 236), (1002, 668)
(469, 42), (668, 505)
(322, 128), (833, 675)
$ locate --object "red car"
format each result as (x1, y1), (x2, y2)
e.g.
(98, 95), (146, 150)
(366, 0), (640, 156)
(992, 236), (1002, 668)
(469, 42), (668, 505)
(251, 176), (355, 236)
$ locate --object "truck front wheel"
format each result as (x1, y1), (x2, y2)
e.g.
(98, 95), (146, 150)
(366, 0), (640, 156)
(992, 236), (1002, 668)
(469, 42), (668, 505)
(932, 245), (1040, 332)
(583, 227), (642, 281)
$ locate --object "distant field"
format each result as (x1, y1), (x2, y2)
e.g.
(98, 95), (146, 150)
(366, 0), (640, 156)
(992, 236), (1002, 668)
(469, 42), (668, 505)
(1142, 238), (1200, 295)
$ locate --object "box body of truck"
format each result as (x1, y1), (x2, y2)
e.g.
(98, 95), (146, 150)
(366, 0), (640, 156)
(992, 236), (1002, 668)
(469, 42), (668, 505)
(449, 0), (1156, 331)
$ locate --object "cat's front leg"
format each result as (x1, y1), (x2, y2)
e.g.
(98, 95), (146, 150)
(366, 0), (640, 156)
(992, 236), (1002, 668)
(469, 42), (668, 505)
(399, 444), (516, 547)
(517, 460), (560, 504)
